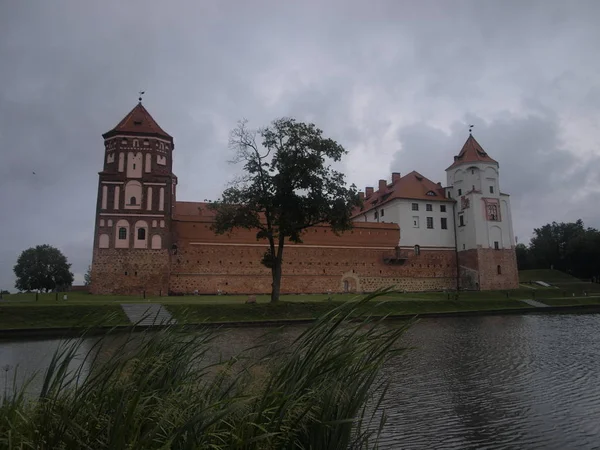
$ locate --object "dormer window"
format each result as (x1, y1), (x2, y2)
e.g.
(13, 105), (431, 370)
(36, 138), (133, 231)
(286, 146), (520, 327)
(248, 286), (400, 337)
(426, 191), (436, 196)
(134, 120), (142, 125)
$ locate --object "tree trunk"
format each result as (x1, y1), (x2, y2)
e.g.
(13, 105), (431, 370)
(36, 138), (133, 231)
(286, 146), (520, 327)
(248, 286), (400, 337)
(271, 263), (282, 303)
(270, 235), (286, 303)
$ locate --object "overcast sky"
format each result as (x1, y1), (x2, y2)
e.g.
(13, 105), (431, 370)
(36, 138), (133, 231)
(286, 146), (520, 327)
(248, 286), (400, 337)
(1, 0), (599, 290)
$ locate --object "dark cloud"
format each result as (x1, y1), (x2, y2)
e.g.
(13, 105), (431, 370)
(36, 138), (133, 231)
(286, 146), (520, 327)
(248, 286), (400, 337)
(1, 0), (599, 289)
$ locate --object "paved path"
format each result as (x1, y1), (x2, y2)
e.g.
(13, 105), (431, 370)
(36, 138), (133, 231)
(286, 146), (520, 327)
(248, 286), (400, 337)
(520, 299), (550, 308)
(121, 303), (176, 326)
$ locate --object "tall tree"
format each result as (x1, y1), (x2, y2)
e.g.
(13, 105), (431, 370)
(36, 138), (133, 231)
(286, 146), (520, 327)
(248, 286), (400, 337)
(211, 118), (359, 302)
(529, 219), (585, 271)
(515, 243), (533, 270)
(13, 245), (74, 292)
(84, 265), (92, 286)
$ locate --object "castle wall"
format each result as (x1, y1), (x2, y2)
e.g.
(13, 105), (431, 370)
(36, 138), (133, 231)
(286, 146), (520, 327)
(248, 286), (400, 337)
(169, 218), (457, 294)
(90, 248), (170, 296)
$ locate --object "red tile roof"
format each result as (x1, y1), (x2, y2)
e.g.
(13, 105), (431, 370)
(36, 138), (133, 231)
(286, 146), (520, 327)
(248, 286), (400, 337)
(352, 171), (452, 218)
(103, 102), (172, 139)
(446, 134), (497, 170)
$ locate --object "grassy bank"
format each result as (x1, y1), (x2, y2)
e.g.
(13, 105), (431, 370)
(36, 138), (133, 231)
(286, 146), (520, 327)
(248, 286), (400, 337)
(2, 281), (600, 330)
(0, 297), (533, 330)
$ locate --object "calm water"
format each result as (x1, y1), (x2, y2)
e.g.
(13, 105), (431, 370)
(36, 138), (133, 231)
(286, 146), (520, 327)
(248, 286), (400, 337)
(1, 313), (600, 449)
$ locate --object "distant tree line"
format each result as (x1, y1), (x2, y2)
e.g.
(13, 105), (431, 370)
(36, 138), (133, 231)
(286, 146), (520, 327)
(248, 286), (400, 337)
(516, 219), (600, 280)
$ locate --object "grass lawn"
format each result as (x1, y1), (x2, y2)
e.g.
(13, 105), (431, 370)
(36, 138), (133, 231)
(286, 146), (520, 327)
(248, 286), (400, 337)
(519, 269), (581, 283)
(0, 305), (129, 330)
(3, 273), (600, 330)
(166, 298), (530, 324)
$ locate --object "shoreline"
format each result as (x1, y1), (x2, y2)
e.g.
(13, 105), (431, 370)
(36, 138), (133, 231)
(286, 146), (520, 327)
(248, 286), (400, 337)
(1, 303), (599, 340)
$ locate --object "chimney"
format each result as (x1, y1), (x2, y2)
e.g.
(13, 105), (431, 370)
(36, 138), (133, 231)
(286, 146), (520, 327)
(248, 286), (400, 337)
(365, 187), (374, 197)
(437, 182), (442, 187)
(392, 172), (401, 183)
(378, 179), (387, 191)
(358, 191), (365, 202)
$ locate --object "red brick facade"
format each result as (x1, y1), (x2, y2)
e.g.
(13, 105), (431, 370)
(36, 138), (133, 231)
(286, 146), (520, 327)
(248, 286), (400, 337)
(458, 247), (519, 291)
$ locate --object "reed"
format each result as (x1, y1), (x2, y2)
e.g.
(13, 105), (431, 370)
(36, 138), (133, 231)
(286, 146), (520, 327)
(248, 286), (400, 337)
(0, 289), (411, 449)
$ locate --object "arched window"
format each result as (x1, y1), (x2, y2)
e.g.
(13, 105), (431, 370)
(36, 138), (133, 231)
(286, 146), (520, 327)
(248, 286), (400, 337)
(414, 245), (421, 256)
(497, 265), (502, 275)
(137, 228), (146, 240)
(124, 181), (142, 209)
(118, 227), (127, 240)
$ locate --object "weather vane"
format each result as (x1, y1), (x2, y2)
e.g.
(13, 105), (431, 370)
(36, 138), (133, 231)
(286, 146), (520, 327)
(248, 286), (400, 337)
(138, 90), (145, 103)
(469, 124), (474, 134)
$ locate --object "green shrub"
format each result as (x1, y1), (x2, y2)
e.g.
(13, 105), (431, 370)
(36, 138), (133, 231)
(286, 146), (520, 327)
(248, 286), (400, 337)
(0, 290), (410, 449)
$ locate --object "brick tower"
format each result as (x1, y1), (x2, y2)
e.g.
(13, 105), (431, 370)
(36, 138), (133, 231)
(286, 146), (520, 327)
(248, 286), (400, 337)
(446, 133), (519, 290)
(89, 99), (177, 295)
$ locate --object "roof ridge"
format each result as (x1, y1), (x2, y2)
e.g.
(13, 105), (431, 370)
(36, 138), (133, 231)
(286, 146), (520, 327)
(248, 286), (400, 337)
(103, 102), (172, 138)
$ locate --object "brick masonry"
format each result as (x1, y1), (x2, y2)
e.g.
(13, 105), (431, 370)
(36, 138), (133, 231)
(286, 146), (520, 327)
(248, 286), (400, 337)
(458, 247), (519, 290)
(91, 248), (171, 296)
(162, 217), (460, 294)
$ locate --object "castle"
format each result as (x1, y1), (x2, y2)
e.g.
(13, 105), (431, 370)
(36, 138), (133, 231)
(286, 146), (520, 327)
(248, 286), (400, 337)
(90, 101), (519, 296)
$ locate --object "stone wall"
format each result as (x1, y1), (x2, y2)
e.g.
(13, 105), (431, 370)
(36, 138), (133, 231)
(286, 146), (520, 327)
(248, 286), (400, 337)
(457, 247), (519, 290)
(169, 239), (458, 294)
(90, 248), (170, 296)
(477, 247), (519, 290)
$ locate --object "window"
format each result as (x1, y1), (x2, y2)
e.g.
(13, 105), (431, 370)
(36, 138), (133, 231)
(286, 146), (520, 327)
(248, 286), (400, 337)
(374, 211), (378, 219)
(381, 209), (384, 217)
(490, 186), (494, 194)
(497, 265), (502, 275)
(459, 214), (465, 227)
(426, 204), (432, 211)
(414, 245), (421, 256)
(118, 227), (127, 240)
(413, 216), (419, 228)
(441, 218), (448, 229)
(494, 241), (499, 250)
(426, 217), (434, 229)
(130, 196), (137, 205)
(133, 163), (136, 170)
(426, 191), (436, 196)
(137, 228), (146, 240)
(471, 169), (475, 175)
(487, 204), (499, 221)
(458, 189), (462, 196)
(412, 203), (419, 211)
(440, 205), (446, 212)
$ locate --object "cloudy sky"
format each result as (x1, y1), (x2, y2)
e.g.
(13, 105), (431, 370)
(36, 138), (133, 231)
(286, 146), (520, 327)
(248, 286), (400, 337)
(1, 0), (599, 289)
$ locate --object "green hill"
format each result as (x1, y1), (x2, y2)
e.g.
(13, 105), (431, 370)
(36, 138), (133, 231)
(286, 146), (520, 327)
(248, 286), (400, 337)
(519, 269), (580, 283)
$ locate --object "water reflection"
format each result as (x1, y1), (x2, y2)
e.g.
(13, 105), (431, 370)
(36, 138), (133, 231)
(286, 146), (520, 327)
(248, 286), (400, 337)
(2, 314), (600, 449)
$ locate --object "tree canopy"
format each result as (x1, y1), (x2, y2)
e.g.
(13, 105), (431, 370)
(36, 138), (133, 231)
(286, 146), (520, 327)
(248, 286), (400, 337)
(517, 219), (600, 280)
(210, 118), (360, 302)
(13, 245), (74, 292)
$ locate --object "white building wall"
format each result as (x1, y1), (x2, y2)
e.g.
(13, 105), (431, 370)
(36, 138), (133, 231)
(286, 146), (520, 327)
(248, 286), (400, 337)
(353, 198), (455, 248)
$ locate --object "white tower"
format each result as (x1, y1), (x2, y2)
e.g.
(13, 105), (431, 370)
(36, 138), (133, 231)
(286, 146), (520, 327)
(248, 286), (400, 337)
(445, 134), (518, 290)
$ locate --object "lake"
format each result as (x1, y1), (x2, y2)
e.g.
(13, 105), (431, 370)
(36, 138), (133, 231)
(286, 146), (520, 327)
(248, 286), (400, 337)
(1, 313), (599, 449)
